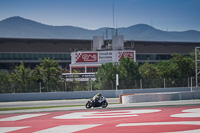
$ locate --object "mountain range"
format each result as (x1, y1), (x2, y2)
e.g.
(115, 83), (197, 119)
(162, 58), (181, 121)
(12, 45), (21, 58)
(0, 16), (200, 42)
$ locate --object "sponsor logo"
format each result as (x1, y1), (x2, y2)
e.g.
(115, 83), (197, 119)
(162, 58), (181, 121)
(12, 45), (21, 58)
(76, 53), (98, 62)
(118, 51), (134, 61)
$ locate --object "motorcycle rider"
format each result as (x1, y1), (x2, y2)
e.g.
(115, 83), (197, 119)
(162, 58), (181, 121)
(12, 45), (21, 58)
(92, 93), (103, 105)
(85, 93), (108, 109)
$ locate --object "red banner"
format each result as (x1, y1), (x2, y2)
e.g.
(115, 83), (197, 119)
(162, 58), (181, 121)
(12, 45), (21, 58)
(76, 53), (98, 62)
(118, 51), (134, 61)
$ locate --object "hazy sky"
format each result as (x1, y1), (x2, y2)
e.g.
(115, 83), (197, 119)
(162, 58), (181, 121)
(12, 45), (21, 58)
(0, 0), (200, 31)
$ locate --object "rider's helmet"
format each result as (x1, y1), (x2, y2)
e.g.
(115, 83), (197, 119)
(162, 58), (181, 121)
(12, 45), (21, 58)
(98, 93), (101, 97)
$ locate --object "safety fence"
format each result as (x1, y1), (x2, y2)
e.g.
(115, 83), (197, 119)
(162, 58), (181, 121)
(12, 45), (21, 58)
(0, 77), (197, 93)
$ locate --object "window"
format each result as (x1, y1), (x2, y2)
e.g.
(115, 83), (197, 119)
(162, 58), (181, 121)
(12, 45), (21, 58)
(87, 67), (98, 73)
(137, 54), (173, 61)
(72, 67), (85, 73)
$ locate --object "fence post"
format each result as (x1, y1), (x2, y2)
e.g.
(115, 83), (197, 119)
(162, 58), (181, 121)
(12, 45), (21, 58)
(164, 78), (166, 88)
(111, 81), (113, 90)
(116, 74), (119, 90)
(140, 79), (142, 89)
(91, 81), (92, 91)
(39, 82), (41, 93)
(64, 80), (66, 91)
(191, 77), (193, 92)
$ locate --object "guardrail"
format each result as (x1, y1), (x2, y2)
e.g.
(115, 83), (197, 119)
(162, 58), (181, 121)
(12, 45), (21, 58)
(0, 87), (200, 102)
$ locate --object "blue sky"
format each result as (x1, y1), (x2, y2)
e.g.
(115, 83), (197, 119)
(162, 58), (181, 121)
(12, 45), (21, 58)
(0, 0), (199, 31)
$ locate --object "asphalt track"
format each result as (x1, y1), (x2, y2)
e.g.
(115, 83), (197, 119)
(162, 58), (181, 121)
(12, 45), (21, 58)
(0, 99), (200, 114)
(0, 99), (200, 133)
(0, 98), (119, 108)
(0, 98), (200, 133)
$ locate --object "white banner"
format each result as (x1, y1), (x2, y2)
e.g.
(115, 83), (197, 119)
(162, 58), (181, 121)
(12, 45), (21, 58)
(98, 51), (114, 62)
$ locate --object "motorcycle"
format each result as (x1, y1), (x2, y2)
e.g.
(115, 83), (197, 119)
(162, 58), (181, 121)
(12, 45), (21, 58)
(85, 96), (108, 109)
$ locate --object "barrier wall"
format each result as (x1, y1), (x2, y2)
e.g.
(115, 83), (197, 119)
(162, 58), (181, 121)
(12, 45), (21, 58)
(122, 87), (195, 94)
(0, 90), (115, 102)
(122, 91), (200, 104)
(0, 87), (200, 102)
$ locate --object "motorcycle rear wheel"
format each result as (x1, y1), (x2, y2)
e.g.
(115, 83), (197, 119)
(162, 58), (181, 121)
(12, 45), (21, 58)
(102, 101), (108, 108)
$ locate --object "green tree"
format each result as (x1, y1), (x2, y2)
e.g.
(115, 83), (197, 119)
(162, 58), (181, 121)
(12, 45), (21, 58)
(38, 58), (61, 92)
(156, 60), (171, 78)
(155, 54), (195, 87)
(169, 53), (195, 78)
(95, 58), (140, 90)
(118, 57), (140, 89)
(139, 62), (161, 88)
(156, 54), (195, 79)
(10, 62), (33, 92)
(0, 71), (11, 93)
(95, 63), (118, 90)
(139, 62), (159, 79)
(32, 65), (44, 92)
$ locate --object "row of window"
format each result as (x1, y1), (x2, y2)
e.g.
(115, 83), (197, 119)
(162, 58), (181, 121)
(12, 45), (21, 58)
(0, 53), (183, 61)
(72, 67), (98, 73)
(0, 53), (71, 60)
(136, 54), (173, 61)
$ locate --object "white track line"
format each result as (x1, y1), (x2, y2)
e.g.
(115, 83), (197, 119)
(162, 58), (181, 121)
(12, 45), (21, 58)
(0, 113), (49, 121)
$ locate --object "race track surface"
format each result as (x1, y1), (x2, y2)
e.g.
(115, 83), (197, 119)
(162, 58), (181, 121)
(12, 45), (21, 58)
(1, 105), (200, 133)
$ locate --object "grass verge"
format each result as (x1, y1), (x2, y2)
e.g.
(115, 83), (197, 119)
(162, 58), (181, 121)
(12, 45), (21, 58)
(0, 103), (118, 111)
(0, 105), (83, 111)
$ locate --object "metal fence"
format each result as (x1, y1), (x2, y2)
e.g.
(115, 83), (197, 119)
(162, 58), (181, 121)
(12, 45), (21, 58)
(100, 78), (195, 90)
(0, 77), (197, 93)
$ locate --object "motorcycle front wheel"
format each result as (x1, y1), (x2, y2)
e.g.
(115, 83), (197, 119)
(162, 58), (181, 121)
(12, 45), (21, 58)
(85, 102), (92, 109)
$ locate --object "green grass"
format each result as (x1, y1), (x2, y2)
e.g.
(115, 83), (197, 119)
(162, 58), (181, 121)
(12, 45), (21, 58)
(0, 105), (83, 111)
(0, 103), (119, 111)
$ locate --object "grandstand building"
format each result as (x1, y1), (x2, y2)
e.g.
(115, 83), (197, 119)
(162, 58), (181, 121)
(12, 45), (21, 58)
(0, 37), (200, 72)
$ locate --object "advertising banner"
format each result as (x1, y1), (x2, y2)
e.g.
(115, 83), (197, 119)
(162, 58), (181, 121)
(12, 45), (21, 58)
(75, 52), (98, 63)
(118, 51), (135, 61)
(71, 50), (136, 64)
(98, 51), (114, 62)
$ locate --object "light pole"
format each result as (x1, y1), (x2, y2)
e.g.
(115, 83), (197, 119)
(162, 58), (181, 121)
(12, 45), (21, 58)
(116, 74), (119, 90)
(195, 47), (200, 87)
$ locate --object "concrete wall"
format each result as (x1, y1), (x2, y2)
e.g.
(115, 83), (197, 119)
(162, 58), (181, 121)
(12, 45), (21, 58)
(0, 87), (200, 102)
(122, 91), (200, 104)
(0, 90), (115, 102)
(123, 87), (195, 94)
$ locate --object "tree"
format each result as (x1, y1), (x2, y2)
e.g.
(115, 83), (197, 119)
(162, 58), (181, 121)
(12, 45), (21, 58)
(95, 58), (140, 90)
(95, 63), (118, 90)
(118, 58), (140, 80)
(139, 62), (161, 88)
(10, 62), (33, 92)
(156, 60), (171, 78)
(0, 71), (11, 93)
(38, 58), (61, 92)
(118, 57), (140, 89)
(169, 53), (195, 78)
(32, 65), (44, 92)
(139, 62), (159, 79)
(155, 54), (195, 87)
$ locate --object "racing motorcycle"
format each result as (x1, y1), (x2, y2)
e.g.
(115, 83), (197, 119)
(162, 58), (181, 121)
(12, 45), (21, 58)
(85, 96), (108, 109)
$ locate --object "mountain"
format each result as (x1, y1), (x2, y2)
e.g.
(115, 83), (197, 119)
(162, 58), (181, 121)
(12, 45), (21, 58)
(0, 16), (200, 42)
